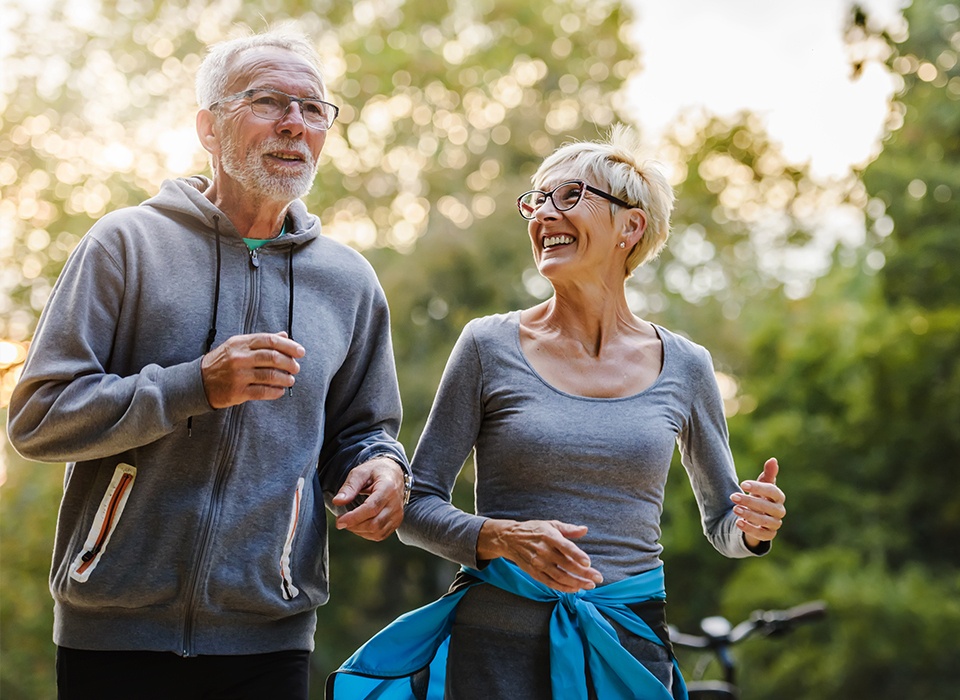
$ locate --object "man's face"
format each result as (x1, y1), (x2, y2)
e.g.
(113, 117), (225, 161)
(213, 47), (328, 202)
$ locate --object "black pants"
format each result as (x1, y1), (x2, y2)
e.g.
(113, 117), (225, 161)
(56, 647), (310, 700)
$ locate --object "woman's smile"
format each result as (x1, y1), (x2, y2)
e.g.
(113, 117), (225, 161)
(542, 234), (575, 249)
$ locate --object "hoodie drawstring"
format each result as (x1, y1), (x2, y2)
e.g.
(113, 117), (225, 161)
(207, 215), (223, 353)
(188, 215), (224, 438)
(287, 244), (295, 397)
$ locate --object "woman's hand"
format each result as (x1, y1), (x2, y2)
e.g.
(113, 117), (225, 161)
(731, 457), (786, 550)
(477, 518), (604, 593)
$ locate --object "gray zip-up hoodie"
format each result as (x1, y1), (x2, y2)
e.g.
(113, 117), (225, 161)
(7, 176), (408, 656)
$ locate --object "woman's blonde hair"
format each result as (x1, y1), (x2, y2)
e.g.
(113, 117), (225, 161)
(532, 125), (675, 274)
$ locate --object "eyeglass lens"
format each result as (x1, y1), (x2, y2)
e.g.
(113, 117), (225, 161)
(518, 182), (584, 219)
(249, 91), (336, 130)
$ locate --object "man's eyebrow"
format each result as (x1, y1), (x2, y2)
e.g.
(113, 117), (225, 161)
(249, 87), (326, 100)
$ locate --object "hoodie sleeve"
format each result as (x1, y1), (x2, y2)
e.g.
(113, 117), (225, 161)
(316, 269), (408, 496)
(6, 230), (212, 464)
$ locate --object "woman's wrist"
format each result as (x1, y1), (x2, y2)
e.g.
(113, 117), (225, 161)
(743, 533), (771, 554)
(476, 518), (512, 560)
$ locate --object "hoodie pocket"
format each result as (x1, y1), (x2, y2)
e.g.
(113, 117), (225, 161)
(69, 463), (137, 583)
(279, 477), (305, 600)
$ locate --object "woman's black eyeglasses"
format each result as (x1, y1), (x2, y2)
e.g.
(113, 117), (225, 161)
(210, 88), (339, 131)
(516, 180), (638, 220)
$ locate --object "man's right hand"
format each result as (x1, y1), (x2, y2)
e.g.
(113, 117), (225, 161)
(200, 332), (305, 409)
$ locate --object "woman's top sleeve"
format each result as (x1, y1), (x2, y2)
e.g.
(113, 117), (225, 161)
(398, 322), (488, 568)
(676, 346), (760, 559)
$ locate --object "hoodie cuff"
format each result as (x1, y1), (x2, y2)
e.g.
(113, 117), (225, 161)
(163, 357), (216, 423)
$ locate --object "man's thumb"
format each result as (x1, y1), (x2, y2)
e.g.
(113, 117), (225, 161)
(333, 474), (362, 504)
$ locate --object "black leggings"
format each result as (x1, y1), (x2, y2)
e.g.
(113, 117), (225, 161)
(56, 647), (310, 700)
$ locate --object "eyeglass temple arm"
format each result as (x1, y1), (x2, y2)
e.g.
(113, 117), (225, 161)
(584, 185), (636, 210)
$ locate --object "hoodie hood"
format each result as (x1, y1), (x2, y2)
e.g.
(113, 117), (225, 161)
(142, 176), (322, 247)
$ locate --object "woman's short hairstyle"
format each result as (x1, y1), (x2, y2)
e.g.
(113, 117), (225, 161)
(195, 25), (325, 109)
(532, 125), (675, 274)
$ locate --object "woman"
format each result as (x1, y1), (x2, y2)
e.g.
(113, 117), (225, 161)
(327, 126), (786, 700)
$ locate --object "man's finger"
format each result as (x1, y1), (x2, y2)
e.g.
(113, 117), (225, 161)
(332, 473), (368, 506)
(249, 332), (305, 359)
(336, 502), (401, 540)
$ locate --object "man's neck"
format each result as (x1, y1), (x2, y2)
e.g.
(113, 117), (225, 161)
(204, 180), (290, 239)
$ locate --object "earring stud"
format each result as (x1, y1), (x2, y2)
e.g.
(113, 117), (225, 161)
(618, 241), (626, 249)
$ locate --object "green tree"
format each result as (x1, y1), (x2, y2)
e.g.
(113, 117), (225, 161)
(677, 1), (960, 695)
(851, 0), (960, 309)
(0, 446), (62, 700)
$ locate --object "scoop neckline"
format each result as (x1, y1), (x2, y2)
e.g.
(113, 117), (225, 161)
(508, 309), (668, 402)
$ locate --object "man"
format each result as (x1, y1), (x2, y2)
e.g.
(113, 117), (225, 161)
(6, 28), (411, 699)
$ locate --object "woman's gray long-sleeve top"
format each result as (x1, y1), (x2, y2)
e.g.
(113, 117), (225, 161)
(399, 311), (761, 584)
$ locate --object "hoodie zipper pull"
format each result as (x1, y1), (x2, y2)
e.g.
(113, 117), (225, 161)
(249, 248), (260, 269)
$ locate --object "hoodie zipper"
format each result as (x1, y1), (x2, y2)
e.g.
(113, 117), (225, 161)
(180, 249), (262, 657)
(279, 477), (305, 601)
(70, 464), (137, 582)
(75, 472), (132, 574)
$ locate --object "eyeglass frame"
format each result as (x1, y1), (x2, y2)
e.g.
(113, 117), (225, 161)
(516, 179), (639, 220)
(208, 88), (340, 130)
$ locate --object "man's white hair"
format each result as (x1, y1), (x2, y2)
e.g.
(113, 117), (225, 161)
(195, 25), (325, 109)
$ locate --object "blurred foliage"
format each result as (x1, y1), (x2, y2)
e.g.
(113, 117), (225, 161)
(2, 0), (959, 699)
(663, 1), (960, 696)
(0, 0), (637, 342)
(714, 549), (960, 698)
(850, 0), (960, 309)
(0, 443), (62, 700)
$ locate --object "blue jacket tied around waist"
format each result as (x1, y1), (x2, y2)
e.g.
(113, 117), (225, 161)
(326, 558), (687, 699)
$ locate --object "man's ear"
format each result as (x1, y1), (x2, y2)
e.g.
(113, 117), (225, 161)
(196, 109), (220, 158)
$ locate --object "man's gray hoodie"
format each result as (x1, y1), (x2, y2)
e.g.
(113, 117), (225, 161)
(7, 176), (407, 656)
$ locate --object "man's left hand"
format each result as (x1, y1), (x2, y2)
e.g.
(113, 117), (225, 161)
(332, 457), (407, 541)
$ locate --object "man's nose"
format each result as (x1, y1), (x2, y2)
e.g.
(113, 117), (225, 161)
(276, 102), (306, 136)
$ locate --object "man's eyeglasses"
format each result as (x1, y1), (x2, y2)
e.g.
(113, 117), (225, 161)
(517, 180), (638, 220)
(210, 88), (339, 131)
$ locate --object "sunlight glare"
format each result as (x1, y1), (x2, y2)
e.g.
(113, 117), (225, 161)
(627, 0), (904, 178)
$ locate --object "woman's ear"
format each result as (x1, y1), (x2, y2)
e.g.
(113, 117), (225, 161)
(622, 208), (648, 247)
(196, 109), (220, 157)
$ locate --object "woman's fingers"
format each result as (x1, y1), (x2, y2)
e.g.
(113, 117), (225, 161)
(512, 521), (603, 591)
(479, 518), (605, 592)
(733, 457), (786, 544)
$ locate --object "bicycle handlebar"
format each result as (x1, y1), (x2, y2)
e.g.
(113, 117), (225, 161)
(762, 600), (828, 623)
(670, 600), (827, 649)
(731, 599), (827, 642)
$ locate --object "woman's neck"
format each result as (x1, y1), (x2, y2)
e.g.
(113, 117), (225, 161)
(528, 286), (640, 358)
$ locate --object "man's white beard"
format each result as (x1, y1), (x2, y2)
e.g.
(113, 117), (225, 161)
(220, 131), (318, 201)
